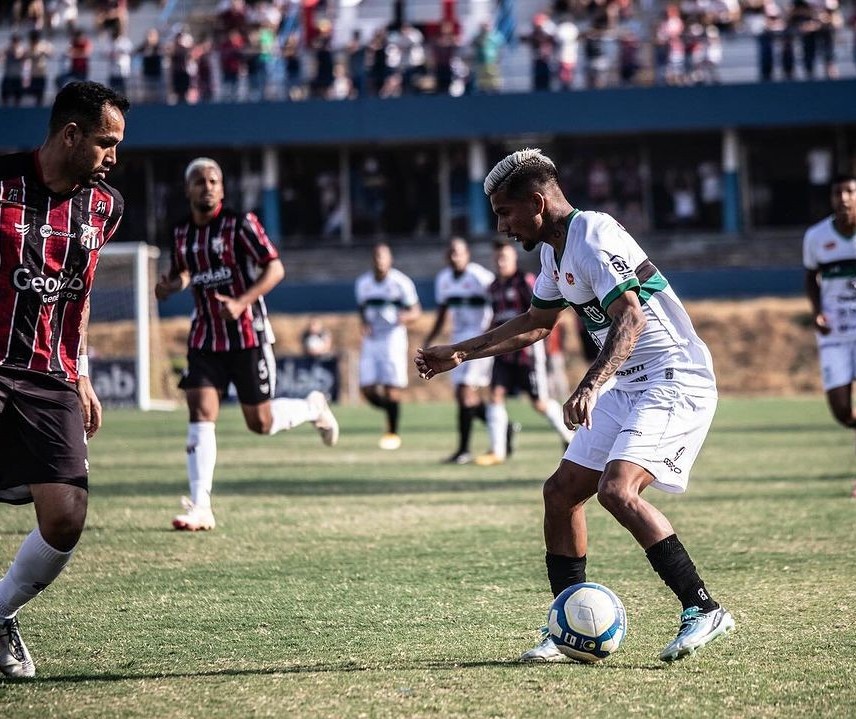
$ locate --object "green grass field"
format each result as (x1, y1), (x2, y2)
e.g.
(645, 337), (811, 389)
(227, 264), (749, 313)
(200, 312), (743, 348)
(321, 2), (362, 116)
(1, 397), (855, 718)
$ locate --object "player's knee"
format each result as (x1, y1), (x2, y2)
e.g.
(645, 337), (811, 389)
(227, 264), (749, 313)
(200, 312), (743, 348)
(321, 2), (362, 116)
(246, 416), (271, 434)
(596, 483), (634, 516)
(38, 499), (87, 552)
(543, 472), (573, 509)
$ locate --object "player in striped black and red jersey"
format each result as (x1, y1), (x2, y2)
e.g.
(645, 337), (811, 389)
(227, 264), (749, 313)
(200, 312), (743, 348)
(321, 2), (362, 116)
(155, 158), (339, 533)
(0, 81), (128, 678)
(474, 240), (575, 466)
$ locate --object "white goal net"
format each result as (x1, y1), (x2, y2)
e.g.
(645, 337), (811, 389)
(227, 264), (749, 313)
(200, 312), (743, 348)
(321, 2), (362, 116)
(88, 243), (175, 410)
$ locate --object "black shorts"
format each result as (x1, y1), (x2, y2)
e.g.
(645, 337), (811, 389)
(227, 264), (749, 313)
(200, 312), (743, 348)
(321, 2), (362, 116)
(179, 346), (275, 405)
(0, 368), (88, 505)
(491, 356), (543, 400)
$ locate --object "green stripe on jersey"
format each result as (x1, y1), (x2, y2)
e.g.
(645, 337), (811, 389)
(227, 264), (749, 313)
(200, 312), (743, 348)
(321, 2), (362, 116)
(819, 261), (856, 279)
(446, 296), (488, 307)
(601, 278), (640, 311)
(532, 296), (569, 310)
(364, 298), (403, 307)
(639, 272), (669, 303)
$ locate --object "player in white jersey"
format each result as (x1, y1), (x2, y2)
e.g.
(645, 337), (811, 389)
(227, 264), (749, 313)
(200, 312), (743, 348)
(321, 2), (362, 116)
(355, 243), (422, 450)
(423, 237), (496, 464)
(803, 172), (856, 498)
(416, 149), (734, 663)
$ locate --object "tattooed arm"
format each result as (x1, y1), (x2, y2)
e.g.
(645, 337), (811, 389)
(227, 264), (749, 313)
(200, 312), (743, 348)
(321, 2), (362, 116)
(76, 296), (103, 438)
(564, 291), (646, 429)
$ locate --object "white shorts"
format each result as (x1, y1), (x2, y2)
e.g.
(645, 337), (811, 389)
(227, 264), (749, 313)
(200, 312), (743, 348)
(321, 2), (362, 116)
(817, 339), (856, 391)
(452, 356), (493, 388)
(360, 332), (408, 388)
(564, 384), (717, 494)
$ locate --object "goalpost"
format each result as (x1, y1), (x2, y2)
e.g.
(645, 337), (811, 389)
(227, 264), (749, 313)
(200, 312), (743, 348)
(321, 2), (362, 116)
(89, 242), (176, 410)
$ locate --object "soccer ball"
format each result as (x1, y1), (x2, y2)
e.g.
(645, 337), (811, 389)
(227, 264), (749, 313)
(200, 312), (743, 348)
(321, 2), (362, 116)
(547, 582), (627, 663)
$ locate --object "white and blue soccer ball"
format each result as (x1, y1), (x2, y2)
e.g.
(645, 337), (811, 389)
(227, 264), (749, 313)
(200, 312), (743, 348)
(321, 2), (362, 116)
(547, 582), (627, 663)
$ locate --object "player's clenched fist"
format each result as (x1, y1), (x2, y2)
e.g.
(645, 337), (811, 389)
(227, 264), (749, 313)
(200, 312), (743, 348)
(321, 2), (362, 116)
(415, 346), (463, 380)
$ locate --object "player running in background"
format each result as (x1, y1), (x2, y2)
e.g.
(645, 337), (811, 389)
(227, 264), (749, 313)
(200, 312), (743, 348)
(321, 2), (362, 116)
(0, 81), (128, 677)
(155, 157), (338, 532)
(803, 171), (856, 498)
(474, 240), (576, 466)
(417, 148), (734, 663)
(422, 237), (495, 464)
(355, 242), (421, 450)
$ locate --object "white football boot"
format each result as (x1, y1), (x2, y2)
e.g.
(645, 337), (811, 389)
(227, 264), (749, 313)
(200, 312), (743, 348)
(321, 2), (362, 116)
(172, 497), (216, 531)
(659, 606), (735, 662)
(0, 617), (35, 678)
(307, 391), (339, 446)
(518, 627), (574, 663)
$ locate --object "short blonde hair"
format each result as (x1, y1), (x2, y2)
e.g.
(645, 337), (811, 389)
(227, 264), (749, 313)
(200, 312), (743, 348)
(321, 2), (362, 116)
(184, 157), (222, 184)
(483, 148), (557, 196)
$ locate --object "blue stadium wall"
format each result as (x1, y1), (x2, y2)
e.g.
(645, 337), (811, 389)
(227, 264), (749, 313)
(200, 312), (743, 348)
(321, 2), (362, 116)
(2, 80), (855, 148)
(154, 267), (804, 318)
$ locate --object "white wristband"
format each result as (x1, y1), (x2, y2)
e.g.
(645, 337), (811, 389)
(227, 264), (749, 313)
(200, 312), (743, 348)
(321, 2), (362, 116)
(77, 355), (89, 377)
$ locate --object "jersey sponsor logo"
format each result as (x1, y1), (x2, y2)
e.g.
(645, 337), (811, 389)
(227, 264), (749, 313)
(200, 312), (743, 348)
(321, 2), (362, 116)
(79, 223), (100, 251)
(12, 265), (85, 303)
(566, 272), (575, 285)
(190, 266), (233, 288)
(823, 241), (836, 250)
(615, 363), (645, 376)
(39, 224), (77, 239)
(619, 428), (643, 436)
(603, 252), (634, 279)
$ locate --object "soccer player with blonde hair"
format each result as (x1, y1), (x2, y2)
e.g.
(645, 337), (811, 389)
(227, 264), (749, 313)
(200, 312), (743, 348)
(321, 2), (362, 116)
(417, 148), (734, 662)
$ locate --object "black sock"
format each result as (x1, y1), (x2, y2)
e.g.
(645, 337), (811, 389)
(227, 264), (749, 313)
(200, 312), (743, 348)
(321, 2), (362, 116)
(386, 401), (400, 434)
(546, 552), (587, 598)
(363, 391), (388, 410)
(473, 402), (487, 423)
(457, 404), (474, 454)
(646, 534), (719, 612)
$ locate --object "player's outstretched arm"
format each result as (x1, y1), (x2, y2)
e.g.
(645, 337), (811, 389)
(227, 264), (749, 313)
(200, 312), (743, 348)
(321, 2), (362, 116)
(416, 305), (560, 380)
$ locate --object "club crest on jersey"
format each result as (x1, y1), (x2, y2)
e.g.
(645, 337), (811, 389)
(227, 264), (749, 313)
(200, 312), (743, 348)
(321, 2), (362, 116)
(211, 235), (225, 256)
(566, 272), (575, 285)
(823, 241), (836, 250)
(79, 224), (101, 251)
(553, 269), (560, 283)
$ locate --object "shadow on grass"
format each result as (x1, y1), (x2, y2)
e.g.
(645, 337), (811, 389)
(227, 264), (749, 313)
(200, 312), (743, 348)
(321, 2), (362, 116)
(91, 476), (544, 499)
(26, 657), (666, 684)
(712, 424), (835, 434)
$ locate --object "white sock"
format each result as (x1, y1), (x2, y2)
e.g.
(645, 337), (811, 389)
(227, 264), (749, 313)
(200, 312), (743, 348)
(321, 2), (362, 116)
(544, 399), (575, 444)
(486, 403), (509, 459)
(187, 421), (216, 509)
(268, 398), (314, 435)
(0, 527), (74, 619)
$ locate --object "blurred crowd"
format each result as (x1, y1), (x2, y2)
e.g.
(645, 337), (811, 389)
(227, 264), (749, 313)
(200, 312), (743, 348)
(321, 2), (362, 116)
(0, 0), (853, 107)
